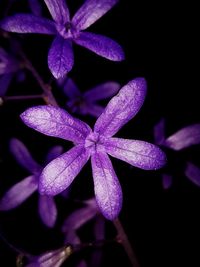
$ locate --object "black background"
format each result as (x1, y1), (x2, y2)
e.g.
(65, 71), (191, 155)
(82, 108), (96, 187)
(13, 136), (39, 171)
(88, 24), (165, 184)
(0, 0), (200, 266)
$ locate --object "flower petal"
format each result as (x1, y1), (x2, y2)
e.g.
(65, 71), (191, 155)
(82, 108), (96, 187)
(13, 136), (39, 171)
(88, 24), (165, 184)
(0, 14), (56, 34)
(85, 104), (104, 118)
(185, 162), (200, 187)
(91, 152), (122, 220)
(164, 124), (200, 150)
(48, 37), (74, 79)
(0, 73), (13, 96)
(0, 176), (37, 210)
(162, 174), (173, 189)
(39, 146), (90, 195)
(45, 146), (64, 164)
(44, 0), (70, 24)
(58, 77), (81, 99)
(104, 138), (166, 170)
(27, 247), (70, 267)
(74, 32), (124, 61)
(62, 199), (98, 232)
(38, 195), (57, 228)
(72, 0), (118, 30)
(154, 118), (166, 145)
(20, 106), (91, 144)
(94, 78), (147, 137)
(10, 138), (41, 173)
(84, 81), (120, 102)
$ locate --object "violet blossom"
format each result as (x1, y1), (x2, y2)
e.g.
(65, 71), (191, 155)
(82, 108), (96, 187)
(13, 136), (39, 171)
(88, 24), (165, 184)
(154, 119), (200, 189)
(0, 138), (63, 227)
(57, 76), (120, 117)
(62, 198), (103, 267)
(0, 0), (125, 79)
(20, 78), (166, 220)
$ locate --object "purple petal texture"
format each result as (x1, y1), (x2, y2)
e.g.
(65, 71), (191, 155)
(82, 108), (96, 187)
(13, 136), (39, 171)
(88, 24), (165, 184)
(94, 78), (147, 137)
(38, 195), (57, 228)
(59, 77), (81, 99)
(0, 73), (13, 96)
(84, 82), (120, 101)
(10, 138), (40, 173)
(91, 152), (122, 220)
(154, 118), (166, 145)
(185, 162), (200, 186)
(20, 106), (91, 144)
(39, 146), (90, 195)
(75, 32), (124, 61)
(28, 0), (42, 16)
(62, 199), (98, 232)
(162, 174), (173, 189)
(44, 0), (70, 24)
(85, 104), (104, 118)
(26, 247), (70, 267)
(72, 0), (119, 30)
(48, 37), (74, 79)
(164, 124), (200, 151)
(0, 176), (37, 210)
(45, 146), (64, 164)
(0, 14), (56, 34)
(104, 138), (166, 170)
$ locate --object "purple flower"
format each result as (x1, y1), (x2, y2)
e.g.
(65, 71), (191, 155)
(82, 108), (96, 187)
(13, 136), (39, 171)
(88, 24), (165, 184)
(154, 119), (200, 188)
(20, 78), (166, 220)
(1, 0), (125, 79)
(62, 198), (104, 267)
(57, 76), (120, 117)
(0, 47), (21, 97)
(0, 138), (63, 227)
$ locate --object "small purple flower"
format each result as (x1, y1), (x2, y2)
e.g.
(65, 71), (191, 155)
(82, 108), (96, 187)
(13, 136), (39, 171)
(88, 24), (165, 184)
(154, 119), (200, 188)
(0, 138), (63, 227)
(20, 78), (166, 220)
(0, 47), (22, 97)
(62, 198), (104, 267)
(57, 76), (120, 117)
(1, 0), (125, 79)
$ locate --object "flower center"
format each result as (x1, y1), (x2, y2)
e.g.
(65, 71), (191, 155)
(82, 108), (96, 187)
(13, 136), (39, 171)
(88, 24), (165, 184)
(56, 22), (79, 39)
(85, 132), (106, 154)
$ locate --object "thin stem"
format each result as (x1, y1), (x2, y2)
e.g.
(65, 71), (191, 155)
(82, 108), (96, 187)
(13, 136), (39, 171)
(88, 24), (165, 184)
(19, 51), (58, 107)
(113, 218), (140, 267)
(3, 94), (43, 101)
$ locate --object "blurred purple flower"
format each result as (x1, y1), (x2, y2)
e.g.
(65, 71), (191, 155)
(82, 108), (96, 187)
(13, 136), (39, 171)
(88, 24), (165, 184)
(57, 76), (120, 117)
(20, 78), (166, 220)
(0, 138), (63, 227)
(62, 198), (104, 267)
(1, 0), (125, 79)
(0, 47), (22, 97)
(154, 119), (200, 189)
(25, 246), (73, 267)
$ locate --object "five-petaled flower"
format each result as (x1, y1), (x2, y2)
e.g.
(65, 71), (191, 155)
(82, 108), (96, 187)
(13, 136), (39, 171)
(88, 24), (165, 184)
(57, 76), (120, 117)
(0, 138), (63, 227)
(0, 0), (125, 79)
(20, 78), (166, 220)
(154, 119), (200, 189)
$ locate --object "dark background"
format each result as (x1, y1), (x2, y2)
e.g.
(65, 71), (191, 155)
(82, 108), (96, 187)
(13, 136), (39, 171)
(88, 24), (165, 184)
(0, 0), (199, 266)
